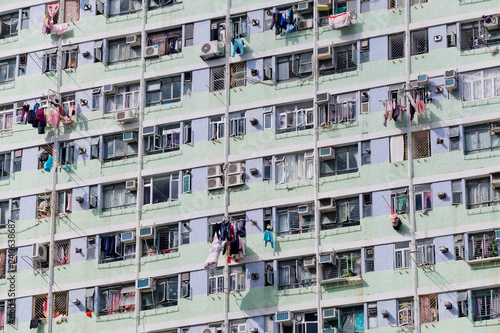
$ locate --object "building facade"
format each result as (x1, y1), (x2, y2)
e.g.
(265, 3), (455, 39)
(0, 0), (500, 332)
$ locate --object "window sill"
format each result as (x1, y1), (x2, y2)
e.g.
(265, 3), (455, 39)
(466, 204), (500, 215)
(142, 200), (180, 212)
(320, 275), (362, 289)
(105, 59), (140, 72)
(467, 256), (500, 266)
(98, 258), (135, 269)
(321, 224), (361, 236)
(275, 179), (313, 191)
(275, 128), (313, 139)
(144, 148), (182, 161)
(146, 51), (183, 65)
(274, 285), (316, 296)
(99, 207), (136, 217)
(462, 95), (500, 108)
(144, 101), (183, 115)
(101, 157), (138, 168)
(141, 251), (180, 263)
(0, 35), (19, 44)
(0, 81), (15, 91)
(96, 310), (135, 322)
(472, 317), (500, 327)
(276, 231), (315, 241)
(0, 178), (11, 187)
(320, 171), (360, 184)
(318, 68), (359, 83)
(460, 44), (500, 56)
(464, 149), (500, 160)
(141, 305), (179, 317)
(147, 3), (184, 17)
(106, 11), (142, 22)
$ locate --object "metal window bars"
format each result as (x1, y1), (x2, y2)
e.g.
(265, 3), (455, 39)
(54, 240), (70, 266)
(412, 131), (430, 159)
(230, 62), (246, 88)
(33, 292), (68, 320)
(211, 66), (225, 91)
(389, 32), (405, 60)
(37, 190), (52, 219)
(420, 294), (438, 324)
(389, 0), (428, 8)
(411, 29), (428, 55)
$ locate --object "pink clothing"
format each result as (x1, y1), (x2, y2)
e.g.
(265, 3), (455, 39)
(51, 23), (69, 35)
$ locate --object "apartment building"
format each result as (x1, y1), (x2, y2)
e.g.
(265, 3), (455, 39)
(0, 0), (500, 332)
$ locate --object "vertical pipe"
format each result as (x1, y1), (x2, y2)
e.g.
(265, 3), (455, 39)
(134, 1), (148, 332)
(405, 0), (420, 331)
(47, 1), (65, 332)
(223, 0), (231, 332)
(312, 1), (322, 332)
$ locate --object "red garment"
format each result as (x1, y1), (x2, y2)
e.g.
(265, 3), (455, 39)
(417, 100), (426, 115)
(230, 225), (235, 241)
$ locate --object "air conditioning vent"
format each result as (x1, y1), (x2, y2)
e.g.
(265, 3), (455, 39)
(444, 70), (457, 79)
(304, 257), (316, 268)
(139, 227), (154, 239)
(143, 126), (155, 136)
(126, 180), (137, 191)
(297, 2), (312, 13)
(491, 172), (500, 188)
(227, 174), (244, 187)
(323, 308), (339, 320)
(319, 198), (336, 212)
(144, 45), (159, 58)
(103, 84), (115, 94)
(207, 165), (223, 178)
(227, 162), (243, 175)
(317, 46), (332, 60)
(361, 102), (370, 114)
(275, 311), (293, 323)
(123, 132), (137, 143)
(126, 35), (140, 47)
(297, 19), (313, 31)
(298, 205), (312, 216)
(115, 110), (134, 123)
(319, 147), (335, 160)
(444, 78), (457, 91)
(121, 231), (135, 244)
(207, 177), (223, 190)
(316, 92), (331, 104)
(200, 41), (223, 60)
(137, 277), (156, 291)
(32, 243), (48, 262)
(319, 253), (333, 264)
(484, 15), (500, 30)
(417, 74), (429, 87)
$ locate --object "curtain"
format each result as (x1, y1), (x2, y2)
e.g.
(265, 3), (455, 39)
(285, 155), (296, 183)
(390, 135), (405, 162)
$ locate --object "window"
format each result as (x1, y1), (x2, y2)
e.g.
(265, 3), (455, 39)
(417, 239), (435, 266)
(389, 0), (404, 9)
(263, 107), (273, 130)
(143, 174), (179, 205)
(103, 183), (137, 211)
(230, 62), (246, 88)
(57, 190), (72, 215)
(449, 126), (460, 151)
(11, 150), (21, 173)
(209, 266), (245, 294)
(0, 201), (8, 228)
(210, 19), (226, 42)
(319, 145), (358, 177)
(447, 23), (457, 48)
(18, 54), (27, 76)
(0, 13), (19, 38)
(457, 291), (468, 318)
(210, 66), (225, 92)
(261, 158), (272, 181)
(263, 57), (273, 81)
(183, 71), (192, 95)
(411, 28), (428, 55)
(181, 222), (190, 245)
(0, 152), (11, 179)
(276, 151), (314, 184)
(94, 40), (103, 63)
(462, 67), (500, 102)
(106, 84), (139, 112)
(37, 193), (52, 219)
(231, 15), (247, 38)
(92, 88), (101, 110)
(210, 116), (225, 140)
(469, 231), (498, 260)
(389, 32), (405, 60)
(365, 247), (374, 272)
(229, 112), (245, 137)
(395, 242), (411, 269)
(336, 197), (360, 226)
(100, 233), (135, 263)
(277, 107), (313, 133)
(59, 141), (74, 166)
(265, 263), (274, 286)
(466, 177), (500, 209)
(464, 124), (500, 154)
(414, 184), (432, 211)
(363, 193), (372, 217)
(89, 137), (99, 160)
(141, 276), (178, 310)
(334, 44), (357, 73)
(461, 22), (485, 50)
(277, 206), (314, 235)
(398, 299), (414, 326)
(62, 45), (78, 69)
(412, 130), (430, 159)
(11, 198), (20, 221)
(360, 39), (369, 63)
(361, 141), (371, 165)
(144, 123), (186, 154)
(99, 285), (135, 316)
(318, 97), (357, 125)
(452, 180), (462, 205)
(321, 250), (361, 282)
(46, 2), (60, 25)
(43, 48), (58, 73)
(65, 0), (79, 23)
(454, 234), (465, 260)
(109, 0), (142, 16)
(108, 38), (140, 64)
(87, 236), (97, 259)
(0, 104), (13, 131)
(103, 133), (138, 161)
(367, 303), (378, 329)
(33, 292), (68, 320)
(472, 288), (500, 321)
(148, 28), (182, 56)
(207, 215), (224, 242)
(184, 23), (193, 46)
(149, 0), (182, 9)
(0, 58), (16, 83)
(278, 259), (315, 290)
(85, 288), (95, 312)
(146, 76), (181, 106)
(54, 240), (70, 266)
(277, 52), (312, 81)
(392, 188), (409, 214)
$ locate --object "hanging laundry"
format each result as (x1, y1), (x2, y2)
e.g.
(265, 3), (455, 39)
(329, 12), (351, 29)
(28, 103), (37, 124)
(236, 219), (246, 238)
(220, 220), (231, 241)
(21, 103), (30, 123)
(43, 156), (53, 172)
(212, 223), (221, 241)
(282, 23), (297, 34)
(416, 95), (426, 115)
(29, 318), (40, 329)
(263, 229), (274, 248)
(231, 38), (245, 57)
(204, 233), (222, 273)
(51, 23), (69, 35)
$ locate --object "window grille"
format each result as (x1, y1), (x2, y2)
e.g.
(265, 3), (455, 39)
(230, 62), (246, 88)
(64, 0), (80, 23)
(411, 29), (428, 55)
(420, 294), (438, 323)
(37, 191), (52, 219)
(211, 66), (225, 92)
(413, 131), (430, 159)
(389, 32), (405, 60)
(55, 240), (70, 266)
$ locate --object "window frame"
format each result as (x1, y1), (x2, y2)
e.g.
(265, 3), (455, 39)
(102, 183), (137, 212)
(105, 84), (140, 113)
(394, 242), (411, 269)
(146, 76), (182, 107)
(109, 0), (143, 16)
(143, 173), (179, 205)
(99, 285), (136, 316)
(0, 12), (19, 38)
(0, 58), (16, 83)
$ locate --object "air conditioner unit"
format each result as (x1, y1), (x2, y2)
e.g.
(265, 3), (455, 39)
(126, 35), (141, 47)
(417, 74), (429, 87)
(317, 46), (332, 60)
(202, 328), (216, 333)
(228, 162), (243, 175)
(445, 70), (457, 79)
(298, 205), (312, 216)
(297, 19), (313, 31)
(484, 15), (500, 30)
(123, 132), (137, 143)
(319, 147), (335, 160)
(207, 177), (223, 190)
(103, 84), (115, 94)
(15, 115), (23, 124)
(121, 231), (135, 244)
(115, 110), (134, 123)
(32, 243), (48, 262)
(137, 277), (156, 291)
(317, 0), (331, 10)
(492, 123), (500, 134)
(319, 198), (336, 212)
(227, 174), (244, 187)
(200, 41), (223, 60)
(139, 227), (154, 239)
(143, 126), (155, 135)
(40, 100), (49, 109)
(126, 180), (137, 191)
(304, 257), (316, 268)
(319, 253), (333, 264)
(491, 172), (500, 188)
(207, 165), (223, 178)
(361, 102), (369, 114)
(444, 78), (457, 91)
(323, 308), (339, 320)
(234, 324), (246, 333)
(275, 311), (293, 323)
(297, 2), (312, 13)
(144, 45), (159, 58)
(316, 92), (330, 104)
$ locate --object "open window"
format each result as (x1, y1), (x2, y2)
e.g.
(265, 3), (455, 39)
(148, 28), (182, 56)
(417, 239), (435, 266)
(57, 190), (72, 215)
(141, 276), (178, 310)
(99, 285), (135, 315)
(0, 12), (19, 38)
